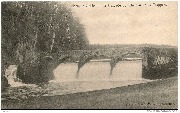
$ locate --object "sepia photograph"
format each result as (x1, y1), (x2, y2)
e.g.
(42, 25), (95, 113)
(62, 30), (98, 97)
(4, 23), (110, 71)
(1, 1), (178, 109)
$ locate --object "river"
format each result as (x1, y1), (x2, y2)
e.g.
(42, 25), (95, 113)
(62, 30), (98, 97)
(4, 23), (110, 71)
(2, 60), (153, 100)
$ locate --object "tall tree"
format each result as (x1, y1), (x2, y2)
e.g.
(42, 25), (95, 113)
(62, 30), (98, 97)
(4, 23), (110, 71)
(1, 1), (89, 84)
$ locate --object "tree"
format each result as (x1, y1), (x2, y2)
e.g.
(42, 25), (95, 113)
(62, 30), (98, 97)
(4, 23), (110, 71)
(1, 1), (89, 84)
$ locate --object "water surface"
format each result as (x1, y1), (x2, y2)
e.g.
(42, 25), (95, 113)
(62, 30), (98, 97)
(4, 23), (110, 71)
(3, 60), (152, 100)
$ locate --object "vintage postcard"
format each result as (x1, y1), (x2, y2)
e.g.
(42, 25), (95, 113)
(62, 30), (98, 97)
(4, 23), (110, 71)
(1, 1), (178, 110)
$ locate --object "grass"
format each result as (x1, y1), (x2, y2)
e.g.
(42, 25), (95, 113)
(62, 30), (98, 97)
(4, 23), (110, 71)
(1, 76), (178, 109)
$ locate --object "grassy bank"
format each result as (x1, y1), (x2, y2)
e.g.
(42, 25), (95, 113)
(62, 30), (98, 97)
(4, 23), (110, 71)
(2, 77), (178, 109)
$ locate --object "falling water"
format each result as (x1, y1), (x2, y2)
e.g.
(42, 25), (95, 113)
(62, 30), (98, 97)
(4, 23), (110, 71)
(3, 60), (150, 98)
(52, 59), (143, 82)
(4, 65), (25, 87)
(111, 60), (142, 80)
(52, 63), (78, 82)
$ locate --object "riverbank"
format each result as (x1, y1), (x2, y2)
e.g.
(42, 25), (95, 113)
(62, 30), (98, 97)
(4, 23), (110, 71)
(2, 77), (177, 109)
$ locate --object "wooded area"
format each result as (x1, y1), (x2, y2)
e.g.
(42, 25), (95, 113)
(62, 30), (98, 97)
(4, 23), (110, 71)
(1, 2), (89, 86)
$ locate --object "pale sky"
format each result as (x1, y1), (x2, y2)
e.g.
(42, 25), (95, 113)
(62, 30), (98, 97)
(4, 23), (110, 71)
(65, 1), (177, 46)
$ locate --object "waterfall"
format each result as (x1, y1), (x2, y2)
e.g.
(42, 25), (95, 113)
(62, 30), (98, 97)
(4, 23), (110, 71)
(5, 65), (24, 87)
(52, 59), (143, 82)
(111, 60), (142, 80)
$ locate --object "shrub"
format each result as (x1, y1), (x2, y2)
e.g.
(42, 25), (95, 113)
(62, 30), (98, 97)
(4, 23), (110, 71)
(142, 47), (178, 79)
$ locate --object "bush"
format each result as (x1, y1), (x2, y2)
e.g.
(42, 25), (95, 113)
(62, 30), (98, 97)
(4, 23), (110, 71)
(142, 47), (178, 79)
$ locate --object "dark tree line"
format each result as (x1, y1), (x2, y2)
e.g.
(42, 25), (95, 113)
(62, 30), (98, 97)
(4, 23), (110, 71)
(1, 1), (89, 85)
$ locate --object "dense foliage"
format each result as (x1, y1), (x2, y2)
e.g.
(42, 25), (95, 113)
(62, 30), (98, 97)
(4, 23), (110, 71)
(142, 47), (178, 79)
(1, 1), (89, 84)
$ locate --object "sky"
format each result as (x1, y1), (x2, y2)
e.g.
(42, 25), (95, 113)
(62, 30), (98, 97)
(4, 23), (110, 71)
(65, 1), (177, 46)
